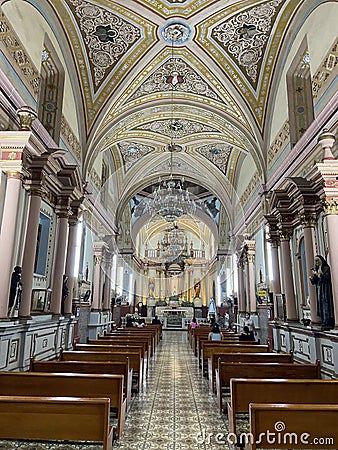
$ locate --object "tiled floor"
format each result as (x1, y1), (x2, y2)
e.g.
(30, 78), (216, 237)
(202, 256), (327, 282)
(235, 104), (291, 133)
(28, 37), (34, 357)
(114, 330), (231, 450)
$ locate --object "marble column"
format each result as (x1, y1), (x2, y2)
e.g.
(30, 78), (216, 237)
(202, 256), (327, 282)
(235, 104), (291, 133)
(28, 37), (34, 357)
(201, 266), (207, 306)
(92, 242), (107, 311)
(19, 186), (43, 319)
(103, 252), (112, 311)
(0, 172), (22, 319)
(237, 262), (246, 313)
(280, 229), (298, 321)
(269, 239), (281, 320)
(64, 216), (79, 316)
(91, 254), (103, 311)
(301, 214), (321, 323)
(49, 204), (70, 316)
(247, 241), (257, 313)
(325, 206), (338, 326)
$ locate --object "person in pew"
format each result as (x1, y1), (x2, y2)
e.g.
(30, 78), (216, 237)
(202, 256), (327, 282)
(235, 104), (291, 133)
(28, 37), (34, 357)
(239, 326), (256, 341)
(189, 317), (200, 329)
(126, 317), (135, 327)
(152, 315), (161, 324)
(208, 323), (223, 341)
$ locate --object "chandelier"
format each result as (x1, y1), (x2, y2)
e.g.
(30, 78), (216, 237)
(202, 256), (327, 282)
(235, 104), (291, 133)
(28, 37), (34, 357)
(160, 222), (188, 259)
(143, 33), (196, 223)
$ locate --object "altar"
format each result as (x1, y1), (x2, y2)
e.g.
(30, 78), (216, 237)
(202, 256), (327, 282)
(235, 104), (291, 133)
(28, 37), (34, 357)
(156, 306), (194, 329)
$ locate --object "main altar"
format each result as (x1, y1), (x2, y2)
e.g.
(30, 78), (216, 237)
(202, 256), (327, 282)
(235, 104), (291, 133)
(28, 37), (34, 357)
(156, 297), (194, 329)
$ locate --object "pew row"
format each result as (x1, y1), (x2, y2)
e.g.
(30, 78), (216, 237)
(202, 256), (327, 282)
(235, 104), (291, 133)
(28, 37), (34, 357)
(30, 358), (133, 410)
(228, 378), (338, 437)
(75, 343), (148, 374)
(0, 396), (114, 450)
(200, 343), (268, 370)
(60, 349), (143, 392)
(208, 352), (294, 392)
(0, 371), (126, 438)
(216, 360), (321, 412)
(246, 403), (338, 449)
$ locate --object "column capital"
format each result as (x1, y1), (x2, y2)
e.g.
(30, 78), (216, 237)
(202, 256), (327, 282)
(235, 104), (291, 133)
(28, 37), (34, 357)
(55, 195), (72, 218)
(16, 106), (37, 131)
(323, 198), (338, 215)
(279, 227), (293, 241)
(299, 213), (317, 228)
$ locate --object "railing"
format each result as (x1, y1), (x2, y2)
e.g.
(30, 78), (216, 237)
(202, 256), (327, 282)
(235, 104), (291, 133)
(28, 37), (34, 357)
(145, 248), (205, 260)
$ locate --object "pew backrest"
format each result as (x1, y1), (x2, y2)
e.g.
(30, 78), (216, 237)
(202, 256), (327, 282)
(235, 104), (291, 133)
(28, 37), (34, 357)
(248, 403), (338, 449)
(0, 395), (113, 450)
(228, 378), (338, 436)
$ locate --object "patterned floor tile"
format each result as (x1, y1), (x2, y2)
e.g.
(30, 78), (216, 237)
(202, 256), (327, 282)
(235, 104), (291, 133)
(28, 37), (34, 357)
(113, 330), (230, 449)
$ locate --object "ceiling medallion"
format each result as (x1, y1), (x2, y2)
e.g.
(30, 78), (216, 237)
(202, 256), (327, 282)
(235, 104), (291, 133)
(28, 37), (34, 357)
(161, 21), (192, 44)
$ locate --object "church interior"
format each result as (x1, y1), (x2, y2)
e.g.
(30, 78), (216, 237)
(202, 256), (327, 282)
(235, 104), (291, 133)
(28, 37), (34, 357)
(0, 0), (337, 448)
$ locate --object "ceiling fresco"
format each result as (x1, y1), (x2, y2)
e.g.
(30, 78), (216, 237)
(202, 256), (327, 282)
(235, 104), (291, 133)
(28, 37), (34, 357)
(1, 0), (309, 235)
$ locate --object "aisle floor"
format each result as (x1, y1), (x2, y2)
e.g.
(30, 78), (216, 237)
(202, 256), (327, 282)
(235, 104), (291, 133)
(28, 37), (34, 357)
(114, 330), (230, 450)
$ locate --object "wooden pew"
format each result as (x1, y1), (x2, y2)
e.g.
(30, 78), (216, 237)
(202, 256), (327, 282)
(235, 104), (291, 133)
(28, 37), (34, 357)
(0, 395), (114, 450)
(89, 337), (152, 361)
(104, 329), (157, 354)
(208, 352), (293, 392)
(74, 343), (148, 375)
(246, 403), (338, 449)
(228, 378), (338, 437)
(30, 358), (133, 410)
(216, 360), (321, 412)
(200, 343), (268, 371)
(0, 371), (126, 438)
(196, 331), (240, 358)
(61, 349), (144, 392)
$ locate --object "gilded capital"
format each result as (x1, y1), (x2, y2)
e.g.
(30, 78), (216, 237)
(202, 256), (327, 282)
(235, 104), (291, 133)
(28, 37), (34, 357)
(323, 198), (338, 215)
(16, 106), (37, 131)
(299, 213), (316, 228)
(279, 228), (293, 241)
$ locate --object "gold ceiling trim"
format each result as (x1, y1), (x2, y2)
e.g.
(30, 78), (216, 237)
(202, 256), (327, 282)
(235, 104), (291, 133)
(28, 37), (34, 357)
(195, 0), (300, 129)
(53, 0), (158, 132)
(100, 47), (249, 132)
(128, 0), (220, 19)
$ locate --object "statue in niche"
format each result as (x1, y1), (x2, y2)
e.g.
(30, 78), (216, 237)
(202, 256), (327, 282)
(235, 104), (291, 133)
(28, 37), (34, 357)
(148, 276), (155, 298)
(8, 266), (22, 316)
(193, 278), (201, 299)
(310, 255), (335, 330)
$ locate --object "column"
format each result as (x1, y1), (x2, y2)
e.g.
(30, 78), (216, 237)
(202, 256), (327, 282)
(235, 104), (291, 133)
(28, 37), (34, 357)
(103, 251), (112, 311)
(19, 185), (43, 319)
(301, 214), (321, 324)
(247, 241), (256, 313)
(237, 261), (246, 313)
(325, 204), (338, 326)
(279, 229), (298, 321)
(201, 265), (207, 306)
(49, 201), (70, 316)
(269, 239), (281, 320)
(0, 172), (22, 319)
(91, 242), (106, 311)
(64, 215), (79, 316)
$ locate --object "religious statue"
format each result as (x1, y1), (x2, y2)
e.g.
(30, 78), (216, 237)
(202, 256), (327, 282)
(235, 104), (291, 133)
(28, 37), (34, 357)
(310, 255), (335, 330)
(8, 266), (22, 316)
(193, 278), (201, 299)
(61, 275), (69, 316)
(148, 276), (155, 297)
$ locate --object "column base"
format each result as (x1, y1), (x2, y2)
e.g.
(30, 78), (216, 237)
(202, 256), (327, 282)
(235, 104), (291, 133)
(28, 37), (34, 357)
(0, 317), (11, 322)
(18, 315), (32, 321)
(91, 308), (102, 312)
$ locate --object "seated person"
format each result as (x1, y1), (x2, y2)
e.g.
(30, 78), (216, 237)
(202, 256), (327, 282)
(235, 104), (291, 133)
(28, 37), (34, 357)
(136, 318), (145, 327)
(239, 325), (255, 341)
(189, 317), (200, 329)
(208, 323), (223, 341)
(152, 315), (161, 324)
(126, 317), (135, 327)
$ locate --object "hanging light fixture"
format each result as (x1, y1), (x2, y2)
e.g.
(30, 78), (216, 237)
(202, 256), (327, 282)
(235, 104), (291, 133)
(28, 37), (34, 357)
(143, 29), (196, 222)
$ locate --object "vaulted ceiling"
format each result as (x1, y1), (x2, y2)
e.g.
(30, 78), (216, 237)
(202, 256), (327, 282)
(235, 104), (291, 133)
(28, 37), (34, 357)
(1, 0), (313, 240)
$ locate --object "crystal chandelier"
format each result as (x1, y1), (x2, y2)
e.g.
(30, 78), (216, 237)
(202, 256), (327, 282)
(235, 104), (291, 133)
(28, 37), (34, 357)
(143, 34), (196, 223)
(160, 222), (188, 259)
